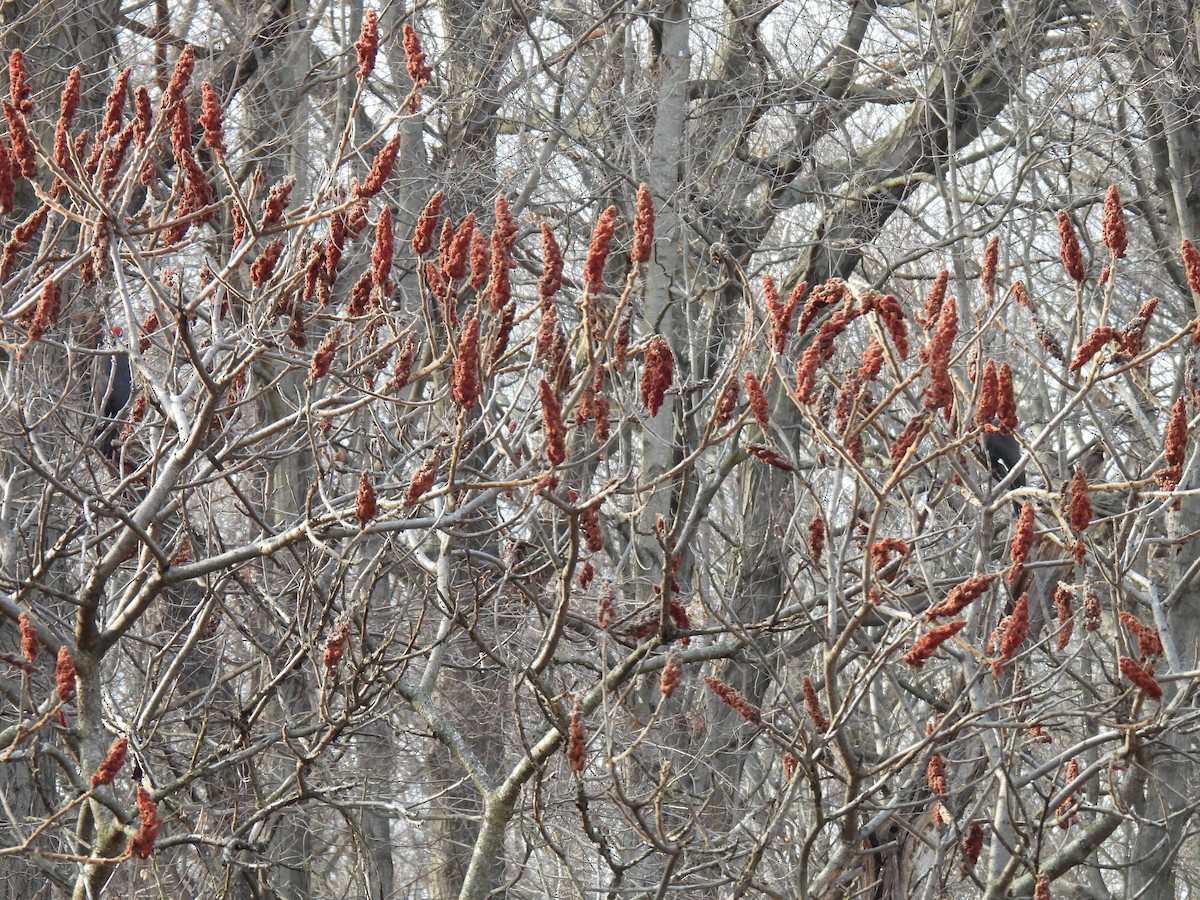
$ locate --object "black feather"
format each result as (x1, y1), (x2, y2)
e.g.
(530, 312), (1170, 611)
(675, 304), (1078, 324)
(93, 336), (133, 456)
(983, 431), (1025, 487)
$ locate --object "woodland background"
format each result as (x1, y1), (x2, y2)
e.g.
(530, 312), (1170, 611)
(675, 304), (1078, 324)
(1, 0), (1200, 898)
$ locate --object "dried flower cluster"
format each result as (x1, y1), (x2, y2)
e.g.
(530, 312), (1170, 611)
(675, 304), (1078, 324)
(802, 675), (829, 732)
(1069, 467), (1092, 535)
(4, 99), (37, 178)
(1159, 395), (1188, 493)
(1184, 239), (1200, 302)
(783, 752), (798, 781)
(166, 94), (215, 240)
(927, 753), (948, 794)
(90, 737), (128, 788)
(873, 292), (909, 360)
(403, 25), (433, 112)
(763, 275), (805, 354)
(703, 675), (762, 725)
(28, 278), (59, 341)
(405, 448), (440, 507)
(128, 786), (161, 859)
(56, 645), (76, 701)
(712, 376), (739, 431)
(132, 86), (152, 147)
(356, 472), (377, 528)
(904, 619), (966, 668)
(355, 9), (379, 80)
(565, 699), (587, 772)
(981, 236), (999, 299)
(660, 652), (682, 699)
(870, 537), (909, 580)
(996, 364), (1016, 432)
(0, 199), (45, 277)
(613, 313), (631, 372)
(796, 291), (865, 400)
(927, 575), (992, 620)
(309, 329), (340, 383)
(260, 176), (295, 229)
(1119, 611), (1163, 660)
(641, 336), (674, 416)
(413, 191), (444, 256)
(1057, 211), (1085, 282)
(450, 316), (480, 408)
(161, 44), (195, 117)
(581, 504), (604, 552)
(1102, 185), (1128, 258)
(540, 379), (567, 466)
(583, 205), (617, 294)
(631, 183), (654, 264)
(1119, 656), (1162, 699)
(250, 240), (283, 288)
(199, 82), (226, 158)
(961, 822), (984, 876)
(808, 516), (825, 564)
(488, 194), (517, 312)
(744, 371), (769, 431)
(977, 360), (999, 426)
(371, 206), (394, 299)
(891, 411), (930, 469)
(348, 269), (372, 317)
(921, 270), (948, 328)
(1056, 757), (1081, 829)
(18, 612), (38, 662)
(442, 213), (474, 282)
(8, 50), (32, 116)
(1070, 326), (1119, 372)
(994, 593), (1029, 677)
(1054, 583), (1074, 650)
(324, 625), (348, 672)
(925, 295), (957, 412)
(1118, 297), (1157, 359)
(1009, 501), (1035, 586)
(746, 443), (794, 471)
(797, 278), (845, 334)
(859, 336), (885, 382)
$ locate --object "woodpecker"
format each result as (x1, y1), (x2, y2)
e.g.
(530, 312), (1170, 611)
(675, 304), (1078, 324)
(94, 326), (133, 456)
(983, 430), (1025, 488)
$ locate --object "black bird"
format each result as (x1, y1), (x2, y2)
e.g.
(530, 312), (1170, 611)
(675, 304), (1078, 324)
(983, 430), (1025, 488)
(94, 326), (133, 456)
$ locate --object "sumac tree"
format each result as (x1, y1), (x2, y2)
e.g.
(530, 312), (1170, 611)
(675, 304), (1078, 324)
(1, 3), (1200, 900)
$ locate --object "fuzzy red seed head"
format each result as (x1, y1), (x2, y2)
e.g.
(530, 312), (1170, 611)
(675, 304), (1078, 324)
(356, 472), (377, 528)
(632, 183), (654, 264)
(641, 336), (674, 416)
(981, 235), (999, 299)
(412, 191), (444, 256)
(539, 379), (567, 466)
(1102, 185), (1128, 258)
(583, 205), (618, 294)
(802, 675), (829, 732)
(903, 619), (966, 668)
(355, 9), (379, 80)
(90, 737), (128, 788)
(1057, 211), (1085, 282)
(452, 316), (482, 409)
(18, 612), (38, 662)
(56, 646), (76, 701)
